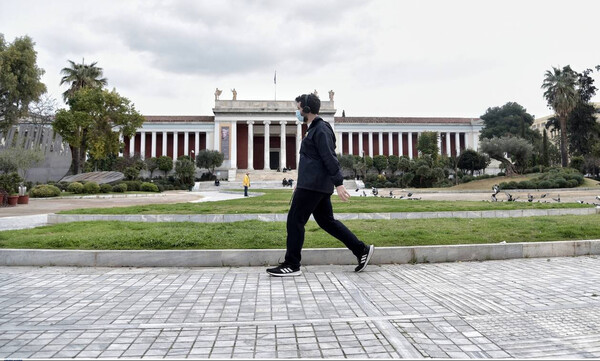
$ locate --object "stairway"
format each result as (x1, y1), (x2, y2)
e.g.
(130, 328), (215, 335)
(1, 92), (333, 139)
(234, 169), (298, 182)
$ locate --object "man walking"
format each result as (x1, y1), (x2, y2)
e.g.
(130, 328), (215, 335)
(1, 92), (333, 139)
(243, 172), (250, 197)
(266, 93), (374, 277)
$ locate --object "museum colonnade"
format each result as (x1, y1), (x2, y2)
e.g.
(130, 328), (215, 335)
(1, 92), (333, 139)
(122, 122), (474, 171)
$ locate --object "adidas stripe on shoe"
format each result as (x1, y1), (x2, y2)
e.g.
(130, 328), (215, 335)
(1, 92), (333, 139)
(266, 263), (302, 277)
(355, 245), (374, 272)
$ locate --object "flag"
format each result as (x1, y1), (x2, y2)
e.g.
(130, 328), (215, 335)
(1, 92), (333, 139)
(274, 71), (276, 84)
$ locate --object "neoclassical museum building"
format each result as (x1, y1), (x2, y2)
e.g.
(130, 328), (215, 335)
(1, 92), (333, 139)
(122, 93), (484, 178)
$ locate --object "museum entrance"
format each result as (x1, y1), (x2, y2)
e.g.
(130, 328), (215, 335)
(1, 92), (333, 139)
(269, 150), (279, 170)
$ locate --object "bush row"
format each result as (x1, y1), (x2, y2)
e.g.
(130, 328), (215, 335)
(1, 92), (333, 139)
(31, 181), (160, 197)
(499, 168), (584, 190)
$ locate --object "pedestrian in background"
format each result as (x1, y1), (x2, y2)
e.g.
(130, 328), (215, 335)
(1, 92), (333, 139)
(243, 172), (250, 197)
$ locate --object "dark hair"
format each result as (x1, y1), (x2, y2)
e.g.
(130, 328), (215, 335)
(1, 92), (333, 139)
(295, 93), (320, 114)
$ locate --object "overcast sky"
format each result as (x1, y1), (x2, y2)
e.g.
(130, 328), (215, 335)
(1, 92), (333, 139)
(2, 0), (599, 119)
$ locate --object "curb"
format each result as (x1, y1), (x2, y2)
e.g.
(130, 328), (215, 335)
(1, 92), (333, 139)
(1, 240), (599, 267)
(48, 207), (600, 224)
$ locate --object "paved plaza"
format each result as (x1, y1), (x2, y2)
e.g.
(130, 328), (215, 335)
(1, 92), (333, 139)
(1, 256), (600, 359)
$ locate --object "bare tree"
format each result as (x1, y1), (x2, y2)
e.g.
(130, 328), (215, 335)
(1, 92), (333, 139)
(27, 93), (57, 125)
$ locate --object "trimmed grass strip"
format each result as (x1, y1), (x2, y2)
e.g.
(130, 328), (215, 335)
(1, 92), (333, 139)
(57, 189), (592, 215)
(2, 214), (599, 250)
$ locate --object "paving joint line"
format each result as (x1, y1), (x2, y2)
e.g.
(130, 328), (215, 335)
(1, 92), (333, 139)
(337, 273), (424, 359)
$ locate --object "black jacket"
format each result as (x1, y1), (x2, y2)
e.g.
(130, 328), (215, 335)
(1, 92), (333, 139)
(296, 116), (344, 194)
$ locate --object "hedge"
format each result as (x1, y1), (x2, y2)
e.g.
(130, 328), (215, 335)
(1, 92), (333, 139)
(30, 185), (61, 198)
(67, 182), (84, 194)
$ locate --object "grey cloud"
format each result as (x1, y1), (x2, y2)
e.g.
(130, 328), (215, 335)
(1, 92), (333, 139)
(95, 0), (369, 76)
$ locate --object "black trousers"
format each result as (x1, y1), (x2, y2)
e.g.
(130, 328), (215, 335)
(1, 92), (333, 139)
(284, 188), (367, 267)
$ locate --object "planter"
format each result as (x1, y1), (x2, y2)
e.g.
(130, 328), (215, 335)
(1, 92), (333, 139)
(7, 195), (18, 206)
(17, 194), (29, 204)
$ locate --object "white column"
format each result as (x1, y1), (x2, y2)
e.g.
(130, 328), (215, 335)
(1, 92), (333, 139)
(162, 132), (167, 156)
(464, 131), (470, 150)
(247, 121), (254, 170)
(206, 132), (214, 151)
(119, 133), (124, 157)
(388, 132), (393, 156)
(408, 132), (413, 159)
(437, 132), (442, 155)
(348, 132), (353, 156)
(337, 131), (343, 155)
(140, 132), (146, 159)
(230, 122), (237, 169)
(455, 132), (460, 156)
(296, 122), (302, 168)
(214, 126), (220, 152)
(446, 132), (451, 156)
(368, 132), (373, 157)
(358, 132), (364, 157)
(129, 133), (135, 157)
(151, 132), (157, 158)
(472, 132), (479, 151)
(195, 131), (200, 155)
(264, 121), (271, 170)
(184, 131), (189, 157)
(280, 121), (286, 169)
(173, 131), (178, 161)
(398, 132), (403, 156)
(378, 132), (383, 156)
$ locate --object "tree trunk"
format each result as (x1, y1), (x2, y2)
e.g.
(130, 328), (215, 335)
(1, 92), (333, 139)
(71, 146), (80, 174)
(79, 147), (86, 174)
(559, 116), (569, 167)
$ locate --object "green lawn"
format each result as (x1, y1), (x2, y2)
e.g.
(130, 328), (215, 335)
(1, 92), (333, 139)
(2, 215), (599, 250)
(58, 189), (592, 215)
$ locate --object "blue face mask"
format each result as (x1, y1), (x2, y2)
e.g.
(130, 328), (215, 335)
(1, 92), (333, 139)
(295, 110), (305, 122)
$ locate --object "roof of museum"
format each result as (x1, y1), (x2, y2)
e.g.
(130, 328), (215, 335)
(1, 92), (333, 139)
(144, 116), (214, 122)
(334, 117), (479, 124)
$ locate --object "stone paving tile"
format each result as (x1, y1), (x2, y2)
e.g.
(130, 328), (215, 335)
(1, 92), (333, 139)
(1, 257), (600, 358)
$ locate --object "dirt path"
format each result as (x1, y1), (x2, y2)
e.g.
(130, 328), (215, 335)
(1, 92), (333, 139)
(0, 191), (204, 217)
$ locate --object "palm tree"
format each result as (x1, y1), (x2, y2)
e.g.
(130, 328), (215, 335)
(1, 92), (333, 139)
(59, 59), (108, 102)
(542, 65), (578, 167)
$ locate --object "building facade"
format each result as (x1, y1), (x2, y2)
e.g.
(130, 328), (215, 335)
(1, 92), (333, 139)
(123, 97), (484, 177)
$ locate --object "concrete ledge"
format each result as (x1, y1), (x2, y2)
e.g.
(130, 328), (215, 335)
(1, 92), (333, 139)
(2, 240), (600, 267)
(48, 207), (600, 224)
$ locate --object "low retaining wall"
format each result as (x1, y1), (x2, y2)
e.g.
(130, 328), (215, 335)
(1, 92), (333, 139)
(48, 207), (600, 224)
(1, 240), (599, 267)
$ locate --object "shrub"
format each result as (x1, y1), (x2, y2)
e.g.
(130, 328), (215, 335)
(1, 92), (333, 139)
(67, 182), (84, 194)
(83, 182), (100, 194)
(497, 172), (505, 176)
(517, 181), (536, 189)
(461, 175), (475, 183)
(113, 183), (128, 192)
(538, 180), (553, 189)
(124, 166), (140, 181)
(123, 180), (142, 191)
(100, 184), (113, 193)
(30, 184), (61, 198)
(566, 179), (579, 188)
(553, 177), (567, 188)
(140, 182), (159, 192)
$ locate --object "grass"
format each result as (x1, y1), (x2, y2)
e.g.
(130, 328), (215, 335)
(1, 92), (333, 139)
(57, 189), (592, 215)
(2, 214), (599, 250)
(431, 174), (600, 191)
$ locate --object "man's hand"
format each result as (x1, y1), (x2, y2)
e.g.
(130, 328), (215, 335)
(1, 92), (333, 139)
(336, 185), (350, 202)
